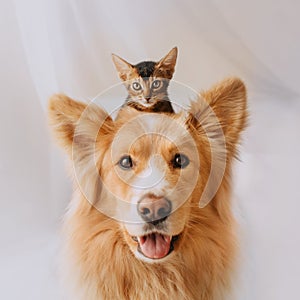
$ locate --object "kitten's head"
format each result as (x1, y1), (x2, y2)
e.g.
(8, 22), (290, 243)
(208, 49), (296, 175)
(112, 47), (177, 108)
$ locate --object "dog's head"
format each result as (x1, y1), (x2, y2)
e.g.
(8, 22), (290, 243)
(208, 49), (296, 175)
(49, 78), (247, 263)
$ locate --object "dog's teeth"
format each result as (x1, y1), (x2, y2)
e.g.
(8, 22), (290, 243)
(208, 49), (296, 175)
(137, 236), (144, 244)
(163, 235), (172, 242)
(137, 236), (147, 245)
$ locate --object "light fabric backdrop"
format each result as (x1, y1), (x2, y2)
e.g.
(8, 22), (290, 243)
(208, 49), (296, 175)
(1, 0), (299, 299)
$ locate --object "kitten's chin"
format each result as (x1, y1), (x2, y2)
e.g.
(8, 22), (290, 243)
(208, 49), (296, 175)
(141, 101), (155, 107)
(134, 100), (155, 108)
(126, 100), (157, 112)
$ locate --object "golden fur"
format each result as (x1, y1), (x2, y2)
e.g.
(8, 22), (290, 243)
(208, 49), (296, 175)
(48, 77), (247, 300)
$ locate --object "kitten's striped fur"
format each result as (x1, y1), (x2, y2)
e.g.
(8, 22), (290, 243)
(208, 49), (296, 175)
(112, 47), (177, 113)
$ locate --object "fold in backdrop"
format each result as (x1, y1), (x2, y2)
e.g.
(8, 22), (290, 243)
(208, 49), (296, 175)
(1, 1), (299, 299)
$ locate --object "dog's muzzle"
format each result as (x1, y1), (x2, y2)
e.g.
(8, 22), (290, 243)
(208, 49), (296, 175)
(131, 195), (180, 259)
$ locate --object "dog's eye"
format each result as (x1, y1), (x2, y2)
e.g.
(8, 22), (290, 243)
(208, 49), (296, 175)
(172, 153), (189, 169)
(119, 155), (133, 170)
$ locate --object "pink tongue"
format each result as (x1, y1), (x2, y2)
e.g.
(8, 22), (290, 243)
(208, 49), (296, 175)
(139, 233), (171, 259)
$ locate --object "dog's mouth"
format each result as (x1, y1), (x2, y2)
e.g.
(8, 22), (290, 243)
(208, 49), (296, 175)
(131, 233), (180, 259)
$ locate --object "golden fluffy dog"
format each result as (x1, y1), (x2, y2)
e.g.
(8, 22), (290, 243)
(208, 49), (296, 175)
(48, 77), (247, 300)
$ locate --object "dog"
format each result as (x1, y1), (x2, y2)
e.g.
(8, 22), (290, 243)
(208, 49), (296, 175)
(48, 77), (247, 300)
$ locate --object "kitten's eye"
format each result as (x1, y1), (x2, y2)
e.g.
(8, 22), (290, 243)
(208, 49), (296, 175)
(118, 155), (133, 170)
(151, 80), (161, 89)
(172, 153), (190, 169)
(132, 82), (142, 91)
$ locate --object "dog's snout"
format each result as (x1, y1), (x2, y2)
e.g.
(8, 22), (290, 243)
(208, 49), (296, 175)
(137, 196), (172, 224)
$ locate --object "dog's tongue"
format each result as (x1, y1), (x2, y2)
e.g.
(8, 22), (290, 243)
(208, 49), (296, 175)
(139, 233), (171, 259)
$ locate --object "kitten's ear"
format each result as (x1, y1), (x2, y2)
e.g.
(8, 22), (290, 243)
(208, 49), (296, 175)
(188, 78), (247, 153)
(111, 54), (133, 81)
(157, 47), (178, 78)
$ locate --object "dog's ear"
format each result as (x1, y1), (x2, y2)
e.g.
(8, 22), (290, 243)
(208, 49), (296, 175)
(48, 94), (113, 156)
(188, 77), (247, 154)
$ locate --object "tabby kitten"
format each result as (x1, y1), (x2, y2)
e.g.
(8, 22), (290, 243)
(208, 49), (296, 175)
(112, 47), (177, 113)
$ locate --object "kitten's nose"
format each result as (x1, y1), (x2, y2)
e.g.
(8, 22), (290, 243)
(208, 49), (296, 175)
(145, 97), (151, 102)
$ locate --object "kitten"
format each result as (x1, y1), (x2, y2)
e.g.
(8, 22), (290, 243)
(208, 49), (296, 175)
(112, 47), (177, 113)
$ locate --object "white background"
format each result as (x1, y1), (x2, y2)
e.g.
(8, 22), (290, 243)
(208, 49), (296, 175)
(0, 0), (299, 299)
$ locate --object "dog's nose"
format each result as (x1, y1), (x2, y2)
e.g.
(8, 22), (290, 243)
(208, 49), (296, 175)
(137, 196), (172, 224)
